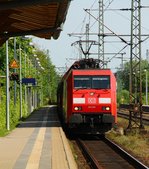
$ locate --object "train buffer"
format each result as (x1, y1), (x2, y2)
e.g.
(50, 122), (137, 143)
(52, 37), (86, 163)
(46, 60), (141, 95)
(0, 106), (77, 169)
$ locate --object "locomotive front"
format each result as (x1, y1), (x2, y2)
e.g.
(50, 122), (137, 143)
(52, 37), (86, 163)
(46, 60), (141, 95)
(68, 69), (117, 134)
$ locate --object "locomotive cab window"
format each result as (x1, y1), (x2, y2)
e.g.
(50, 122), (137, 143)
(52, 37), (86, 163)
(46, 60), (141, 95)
(74, 75), (110, 89)
(74, 76), (90, 89)
(92, 76), (110, 89)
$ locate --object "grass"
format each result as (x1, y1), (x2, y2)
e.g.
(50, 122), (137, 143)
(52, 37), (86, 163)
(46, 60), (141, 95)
(106, 117), (149, 166)
(0, 112), (31, 137)
(0, 129), (11, 137)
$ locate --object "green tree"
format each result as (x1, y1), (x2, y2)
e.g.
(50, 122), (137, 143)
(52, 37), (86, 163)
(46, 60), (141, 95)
(0, 37), (60, 133)
(116, 59), (149, 105)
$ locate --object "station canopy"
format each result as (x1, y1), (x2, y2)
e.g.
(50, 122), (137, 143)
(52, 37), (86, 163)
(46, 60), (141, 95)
(0, 0), (71, 46)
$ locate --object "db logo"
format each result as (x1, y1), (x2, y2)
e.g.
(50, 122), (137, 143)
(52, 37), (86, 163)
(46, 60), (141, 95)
(88, 98), (96, 104)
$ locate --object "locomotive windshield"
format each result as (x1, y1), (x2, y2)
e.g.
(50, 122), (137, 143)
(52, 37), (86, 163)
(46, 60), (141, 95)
(74, 75), (110, 89)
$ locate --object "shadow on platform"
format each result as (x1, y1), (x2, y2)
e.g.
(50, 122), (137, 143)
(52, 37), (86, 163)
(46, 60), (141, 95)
(18, 106), (61, 128)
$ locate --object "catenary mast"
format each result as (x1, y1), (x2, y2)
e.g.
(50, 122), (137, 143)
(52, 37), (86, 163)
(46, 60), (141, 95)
(98, 0), (105, 68)
(128, 0), (144, 130)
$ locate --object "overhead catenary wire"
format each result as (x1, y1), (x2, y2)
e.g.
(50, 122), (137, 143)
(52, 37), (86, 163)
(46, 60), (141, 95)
(108, 44), (128, 62)
(69, 1), (149, 68)
(105, 0), (115, 7)
(90, 0), (98, 9)
(85, 0), (115, 35)
(84, 8), (129, 45)
(69, 0), (115, 39)
(69, 0), (98, 37)
(69, 0), (130, 65)
(106, 6), (149, 35)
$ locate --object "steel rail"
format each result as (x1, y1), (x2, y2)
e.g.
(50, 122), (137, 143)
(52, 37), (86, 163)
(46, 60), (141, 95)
(76, 136), (148, 169)
(118, 111), (149, 125)
(104, 137), (149, 169)
(76, 139), (101, 169)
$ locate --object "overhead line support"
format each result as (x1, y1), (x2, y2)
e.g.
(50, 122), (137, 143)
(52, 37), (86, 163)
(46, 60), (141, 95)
(128, 0), (144, 131)
(98, 0), (105, 68)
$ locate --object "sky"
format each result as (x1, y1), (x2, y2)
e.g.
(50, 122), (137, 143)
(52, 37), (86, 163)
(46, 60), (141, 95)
(33, 0), (149, 73)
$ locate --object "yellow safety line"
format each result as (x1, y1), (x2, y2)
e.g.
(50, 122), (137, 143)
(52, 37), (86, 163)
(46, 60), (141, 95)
(25, 128), (46, 169)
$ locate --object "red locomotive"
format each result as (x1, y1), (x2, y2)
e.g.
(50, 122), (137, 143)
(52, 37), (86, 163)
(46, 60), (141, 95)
(57, 59), (117, 134)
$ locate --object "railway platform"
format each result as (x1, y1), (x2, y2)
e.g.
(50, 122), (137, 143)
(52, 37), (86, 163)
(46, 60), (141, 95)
(0, 105), (77, 169)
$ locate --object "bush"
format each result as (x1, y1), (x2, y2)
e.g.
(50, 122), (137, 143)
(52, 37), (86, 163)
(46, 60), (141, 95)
(117, 89), (129, 105)
(0, 91), (28, 134)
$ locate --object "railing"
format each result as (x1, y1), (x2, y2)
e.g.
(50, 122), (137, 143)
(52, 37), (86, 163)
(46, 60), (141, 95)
(119, 104), (149, 113)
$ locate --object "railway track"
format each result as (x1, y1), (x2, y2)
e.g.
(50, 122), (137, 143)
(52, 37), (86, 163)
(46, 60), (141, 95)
(118, 110), (149, 125)
(76, 135), (148, 169)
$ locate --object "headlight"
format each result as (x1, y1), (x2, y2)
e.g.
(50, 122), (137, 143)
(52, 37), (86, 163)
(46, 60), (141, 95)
(74, 107), (79, 111)
(74, 106), (82, 111)
(102, 106), (110, 111)
(105, 107), (110, 111)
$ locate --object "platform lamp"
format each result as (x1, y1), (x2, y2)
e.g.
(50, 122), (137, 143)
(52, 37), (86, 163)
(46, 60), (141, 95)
(144, 69), (148, 105)
(34, 55), (39, 109)
(19, 43), (23, 119)
(6, 40), (10, 130)
(34, 58), (45, 107)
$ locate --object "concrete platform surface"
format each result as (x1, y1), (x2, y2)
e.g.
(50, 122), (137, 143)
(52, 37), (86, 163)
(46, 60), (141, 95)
(0, 106), (77, 169)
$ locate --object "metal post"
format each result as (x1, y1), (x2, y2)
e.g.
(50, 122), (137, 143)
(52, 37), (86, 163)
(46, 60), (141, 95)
(86, 23), (89, 59)
(128, 0), (144, 130)
(34, 56), (39, 108)
(6, 40), (10, 130)
(98, 0), (104, 68)
(27, 87), (32, 114)
(24, 52), (27, 115)
(14, 37), (17, 105)
(19, 44), (22, 119)
(145, 70), (148, 105)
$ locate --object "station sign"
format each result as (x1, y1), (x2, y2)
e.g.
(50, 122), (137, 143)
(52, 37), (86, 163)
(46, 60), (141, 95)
(22, 78), (36, 85)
